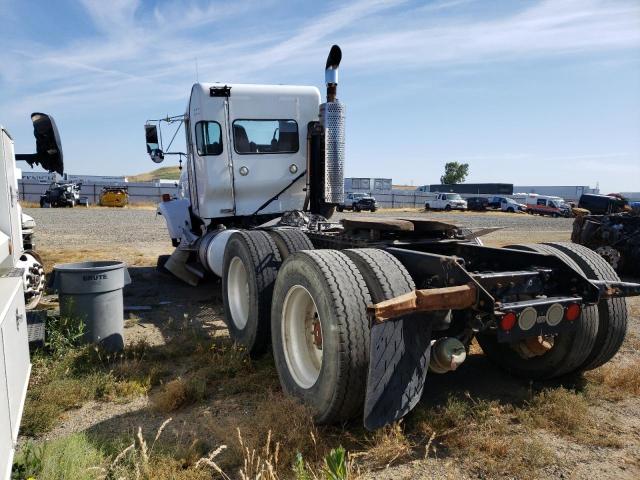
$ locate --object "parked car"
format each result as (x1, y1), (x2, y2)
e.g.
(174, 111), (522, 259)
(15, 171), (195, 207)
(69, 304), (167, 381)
(487, 196), (508, 209)
(99, 186), (129, 207)
(466, 197), (489, 211)
(40, 181), (81, 207)
(337, 192), (377, 212)
(500, 198), (527, 213)
(424, 193), (467, 211)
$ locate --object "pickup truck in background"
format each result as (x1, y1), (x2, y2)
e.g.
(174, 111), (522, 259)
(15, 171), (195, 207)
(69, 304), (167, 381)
(424, 193), (467, 211)
(337, 192), (377, 212)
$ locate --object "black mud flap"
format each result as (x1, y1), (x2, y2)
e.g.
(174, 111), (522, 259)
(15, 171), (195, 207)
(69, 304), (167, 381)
(364, 317), (433, 430)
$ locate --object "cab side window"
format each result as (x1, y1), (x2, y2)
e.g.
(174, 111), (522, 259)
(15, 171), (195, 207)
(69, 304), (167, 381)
(232, 120), (299, 154)
(195, 121), (223, 156)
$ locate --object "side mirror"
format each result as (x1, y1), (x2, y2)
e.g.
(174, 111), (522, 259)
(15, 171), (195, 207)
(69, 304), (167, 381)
(145, 124), (164, 163)
(15, 112), (64, 175)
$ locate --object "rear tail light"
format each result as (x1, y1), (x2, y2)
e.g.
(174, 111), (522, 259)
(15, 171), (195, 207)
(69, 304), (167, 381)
(500, 312), (517, 331)
(565, 303), (581, 321)
(518, 307), (537, 331)
(546, 303), (564, 326)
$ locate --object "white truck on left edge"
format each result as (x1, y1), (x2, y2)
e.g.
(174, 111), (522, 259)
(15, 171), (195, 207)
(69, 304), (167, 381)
(1, 113), (63, 477)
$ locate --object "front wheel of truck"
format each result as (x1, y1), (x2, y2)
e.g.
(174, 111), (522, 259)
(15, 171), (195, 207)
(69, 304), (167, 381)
(476, 243), (599, 379)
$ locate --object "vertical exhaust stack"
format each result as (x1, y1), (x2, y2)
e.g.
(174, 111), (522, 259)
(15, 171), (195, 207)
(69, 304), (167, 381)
(320, 45), (345, 205)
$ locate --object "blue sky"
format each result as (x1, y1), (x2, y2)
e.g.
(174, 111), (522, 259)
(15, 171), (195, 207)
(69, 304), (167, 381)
(1, 0), (639, 193)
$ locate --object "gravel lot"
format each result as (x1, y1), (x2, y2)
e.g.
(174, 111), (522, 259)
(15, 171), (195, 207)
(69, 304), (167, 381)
(26, 207), (573, 249)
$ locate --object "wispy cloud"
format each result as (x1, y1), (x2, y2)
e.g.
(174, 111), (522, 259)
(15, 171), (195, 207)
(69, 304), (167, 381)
(1, 0), (639, 119)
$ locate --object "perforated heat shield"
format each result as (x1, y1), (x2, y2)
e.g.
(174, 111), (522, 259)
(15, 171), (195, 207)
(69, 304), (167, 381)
(320, 101), (345, 204)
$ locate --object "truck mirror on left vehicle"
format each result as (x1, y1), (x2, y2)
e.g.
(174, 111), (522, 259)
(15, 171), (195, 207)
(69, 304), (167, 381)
(145, 124), (164, 163)
(15, 112), (64, 175)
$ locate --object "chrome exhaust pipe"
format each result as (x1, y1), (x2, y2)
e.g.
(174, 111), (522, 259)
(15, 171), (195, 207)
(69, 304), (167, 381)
(320, 45), (345, 205)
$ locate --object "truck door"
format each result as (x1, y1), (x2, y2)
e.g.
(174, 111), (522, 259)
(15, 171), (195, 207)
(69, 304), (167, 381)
(227, 96), (307, 216)
(188, 85), (235, 219)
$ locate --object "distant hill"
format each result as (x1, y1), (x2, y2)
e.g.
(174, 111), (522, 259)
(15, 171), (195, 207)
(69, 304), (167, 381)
(128, 166), (181, 182)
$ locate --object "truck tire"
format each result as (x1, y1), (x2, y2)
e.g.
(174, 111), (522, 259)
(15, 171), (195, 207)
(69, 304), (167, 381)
(476, 243), (598, 379)
(344, 249), (433, 428)
(543, 242), (627, 369)
(344, 248), (415, 302)
(222, 230), (282, 357)
(268, 228), (314, 259)
(424, 203), (430, 210)
(271, 250), (371, 423)
(336, 205), (344, 212)
(445, 204), (452, 211)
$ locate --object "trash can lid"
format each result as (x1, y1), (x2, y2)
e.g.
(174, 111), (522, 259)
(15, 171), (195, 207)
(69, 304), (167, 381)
(53, 260), (126, 272)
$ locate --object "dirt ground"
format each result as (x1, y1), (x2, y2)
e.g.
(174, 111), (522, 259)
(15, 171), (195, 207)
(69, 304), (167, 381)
(23, 207), (640, 479)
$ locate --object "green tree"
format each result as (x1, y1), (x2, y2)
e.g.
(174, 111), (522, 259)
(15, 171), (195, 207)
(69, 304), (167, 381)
(440, 162), (469, 184)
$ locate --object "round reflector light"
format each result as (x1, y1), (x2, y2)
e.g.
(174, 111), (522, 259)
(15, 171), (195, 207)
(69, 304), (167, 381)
(500, 312), (517, 331)
(565, 303), (581, 321)
(518, 307), (537, 331)
(546, 303), (564, 326)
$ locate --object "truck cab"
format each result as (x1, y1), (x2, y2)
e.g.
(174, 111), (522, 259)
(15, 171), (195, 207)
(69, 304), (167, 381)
(425, 193), (467, 211)
(183, 83), (320, 221)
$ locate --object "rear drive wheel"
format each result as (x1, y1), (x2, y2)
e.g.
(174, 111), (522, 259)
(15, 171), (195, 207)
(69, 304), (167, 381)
(267, 228), (314, 260)
(344, 249), (433, 427)
(476, 243), (598, 379)
(544, 242), (627, 369)
(271, 250), (371, 423)
(222, 231), (281, 356)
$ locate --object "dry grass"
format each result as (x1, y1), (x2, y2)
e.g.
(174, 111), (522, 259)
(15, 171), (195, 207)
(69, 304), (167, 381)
(519, 388), (590, 436)
(355, 422), (413, 469)
(586, 359), (640, 400)
(623, 331), (640, 351)
(409, 394), (559, 478)
(519, 387), (623, 448)
(152, 377), (206, 412)
(211, 392), (325, 472)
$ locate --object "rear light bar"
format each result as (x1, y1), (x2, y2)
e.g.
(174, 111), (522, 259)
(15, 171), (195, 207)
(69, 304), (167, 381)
(498, 300), (582, 334)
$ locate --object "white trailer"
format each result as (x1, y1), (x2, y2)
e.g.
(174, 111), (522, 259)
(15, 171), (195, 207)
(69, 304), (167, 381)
(144, 45), (639, 432)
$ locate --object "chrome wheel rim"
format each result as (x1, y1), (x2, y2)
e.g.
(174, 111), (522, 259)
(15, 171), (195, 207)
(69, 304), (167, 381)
(282, 285), (323, 388)
(227, 256), (249, 329)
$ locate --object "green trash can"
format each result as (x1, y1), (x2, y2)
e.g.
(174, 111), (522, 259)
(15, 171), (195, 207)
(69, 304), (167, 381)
(52, 261), (131, 351)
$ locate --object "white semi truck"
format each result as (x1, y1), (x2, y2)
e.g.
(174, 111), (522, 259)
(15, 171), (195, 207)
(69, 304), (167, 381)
(146, 46), (639, 430)
(1, 113), (63, 477)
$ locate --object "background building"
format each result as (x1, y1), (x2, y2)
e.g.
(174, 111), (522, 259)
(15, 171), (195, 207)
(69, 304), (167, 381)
(344, 177), (392, 193)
